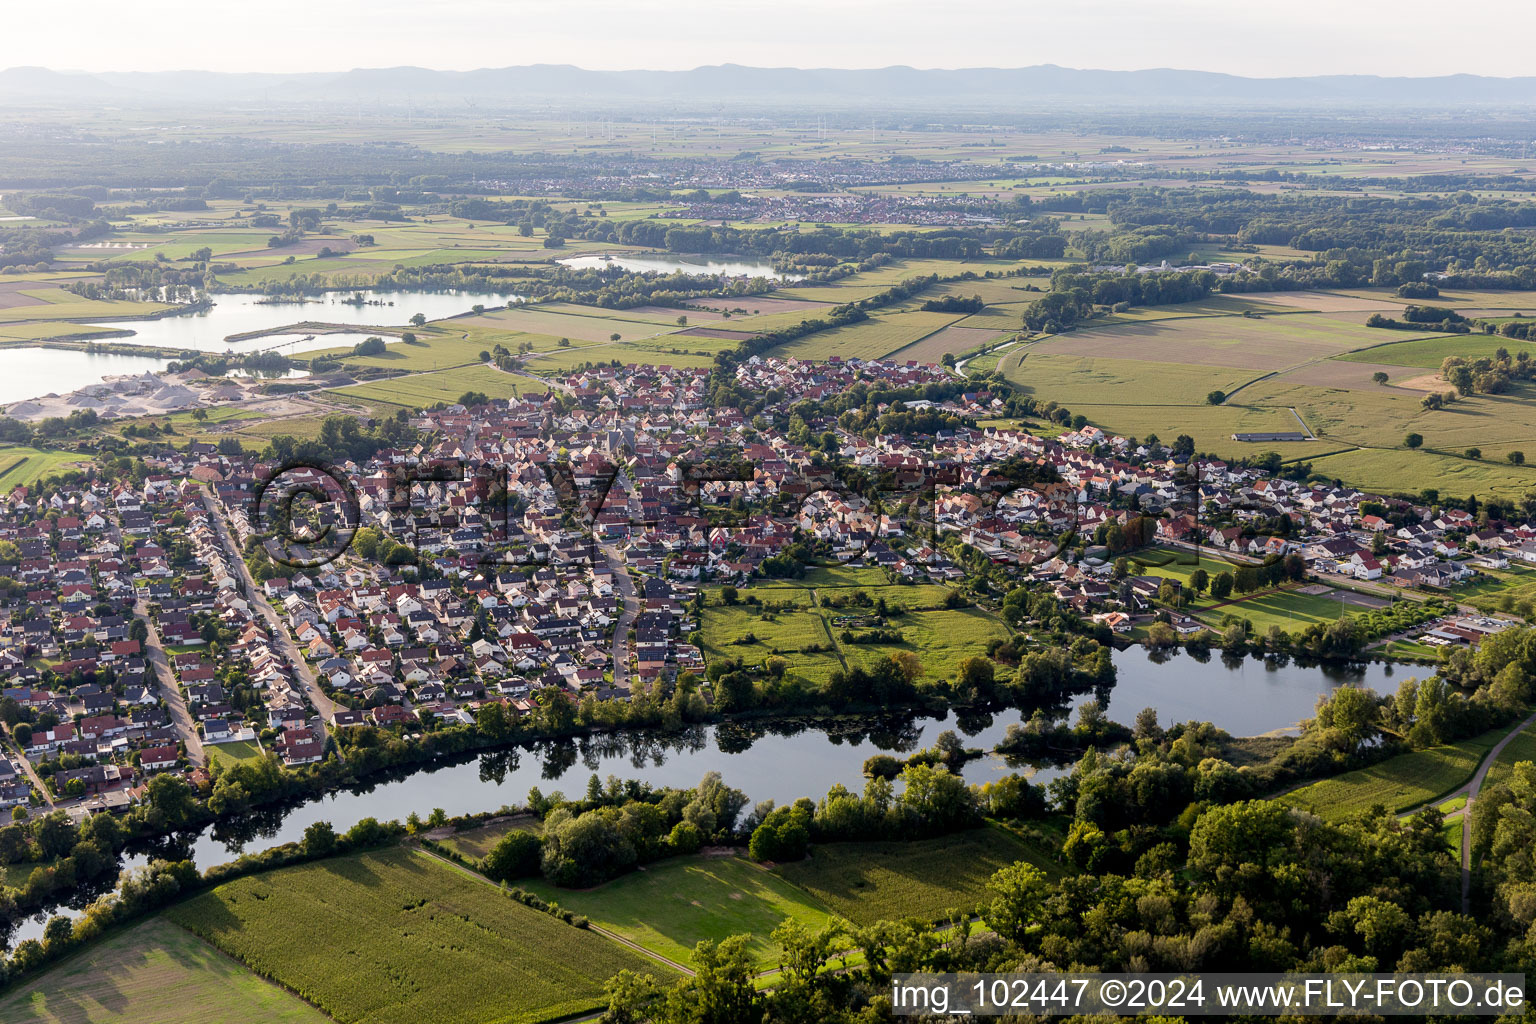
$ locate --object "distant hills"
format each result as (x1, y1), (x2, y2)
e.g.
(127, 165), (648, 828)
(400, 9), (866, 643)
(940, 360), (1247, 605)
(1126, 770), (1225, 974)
(4, 63), (1536, 108)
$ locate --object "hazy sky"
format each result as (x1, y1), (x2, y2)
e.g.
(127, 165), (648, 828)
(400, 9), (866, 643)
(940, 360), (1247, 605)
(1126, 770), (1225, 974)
(5, 0), (1533, 78)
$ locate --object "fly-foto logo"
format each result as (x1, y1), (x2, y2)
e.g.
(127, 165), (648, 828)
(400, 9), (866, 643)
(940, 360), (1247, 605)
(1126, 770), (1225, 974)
(245, 456), (1098, 571)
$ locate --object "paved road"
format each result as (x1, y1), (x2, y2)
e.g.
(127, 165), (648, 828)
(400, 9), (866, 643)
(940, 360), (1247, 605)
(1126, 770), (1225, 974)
(5, 736), (56, 808)
(600, 540), (638, 690)
(200, 487), (338, 738)
(1456, 706), (1536, 912)
(133, 599), (205, 767)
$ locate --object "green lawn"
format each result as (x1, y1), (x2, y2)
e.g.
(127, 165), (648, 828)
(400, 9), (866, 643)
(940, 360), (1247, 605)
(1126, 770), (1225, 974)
(771, 825), (1063, 926)
(699, 570), (999, 683)
(0, 917), (331, 1024)
(205, 740), (266, 768)
(1193, 586), (1374, 634)
(701, 603), (832, 656)
(168, 847), (668, 1024)
(839, 608), (1011, 680)
(439, 816), (542, 861)
(519, 854), (834, 968)
(1278, 727), (1507, 821)
(1, 858), (58, 889)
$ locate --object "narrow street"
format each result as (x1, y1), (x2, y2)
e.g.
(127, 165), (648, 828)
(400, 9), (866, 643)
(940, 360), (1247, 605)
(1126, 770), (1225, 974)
(132, 599), (205, 766)
(601, 539), (638, 690)
(5, 736), (56, 809)
(199, 487), (339, 739)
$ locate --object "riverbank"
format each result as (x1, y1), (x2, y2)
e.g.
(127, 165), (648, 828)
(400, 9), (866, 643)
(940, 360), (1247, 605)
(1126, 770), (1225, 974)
(0, 336), (187, 359)
(224, 321), (408, 344)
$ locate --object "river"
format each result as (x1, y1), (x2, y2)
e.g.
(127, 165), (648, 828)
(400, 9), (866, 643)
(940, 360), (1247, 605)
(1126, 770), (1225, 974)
(2, 647), (1402, 948)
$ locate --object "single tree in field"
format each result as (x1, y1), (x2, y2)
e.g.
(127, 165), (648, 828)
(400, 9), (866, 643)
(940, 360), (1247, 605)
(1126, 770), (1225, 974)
(1466, 448), (1482, 460)
(1404, 433), (1424, 449)
(1372, 371), (1389, 385)
(1510, 451), (1527, 465)
(1206, 390), (1226, 405)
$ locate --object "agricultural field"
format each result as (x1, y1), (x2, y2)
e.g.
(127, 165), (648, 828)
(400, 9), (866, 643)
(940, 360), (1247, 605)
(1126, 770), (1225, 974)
(1006, 352), (1258, 408)
(522, 340), (722, 373)
(1279, 727), (1507, 821)
(700, 603), (835, 662)
(520, 854), (834, 968)
(888, 324), (1007, 363)
(327, 365), (526, 410)
(1454, 564), (1536, 617)
(305, 328), (499, 372)
(0, 288), (170, 325)
(1302, 447), (1536, 500)
(1334, 333), (1536, 369)
(771, 826), (1063, 926)
(0, 917), (331, 1024)
(458, 304), (684, 344)
(783, 565), (895, 588)
(0, 446), (92, 488)
(768, 311), (965, 362)
(167, 847), (667, 1024)
(1486, 722), (1536, 790)
(997, 292), (1536, 495)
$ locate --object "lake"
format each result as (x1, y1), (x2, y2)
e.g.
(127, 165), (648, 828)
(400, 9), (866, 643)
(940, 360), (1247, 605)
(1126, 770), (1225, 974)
(557, 253), (802, 280)
(4, 289), (518, 405)
(1, 646), (1399, 947)
(86, 289), (522, 354)
(0, 348), (168, 405)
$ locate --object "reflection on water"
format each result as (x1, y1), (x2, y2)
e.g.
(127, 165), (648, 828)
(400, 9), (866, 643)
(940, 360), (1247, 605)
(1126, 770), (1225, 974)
(6, 288), (518, 404)
(1, 646), (1400, 948)
(557, 253), (802, 280)
(84, 289), (521, 354)
(0, 348), (168, 406)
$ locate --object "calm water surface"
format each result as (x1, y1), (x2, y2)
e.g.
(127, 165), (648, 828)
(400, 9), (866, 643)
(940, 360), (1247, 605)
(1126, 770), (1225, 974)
(2, 647), (1402, 947)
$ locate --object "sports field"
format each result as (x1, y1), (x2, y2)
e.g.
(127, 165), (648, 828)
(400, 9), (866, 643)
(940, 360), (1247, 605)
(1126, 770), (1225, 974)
(167, 847), (668, 1024)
